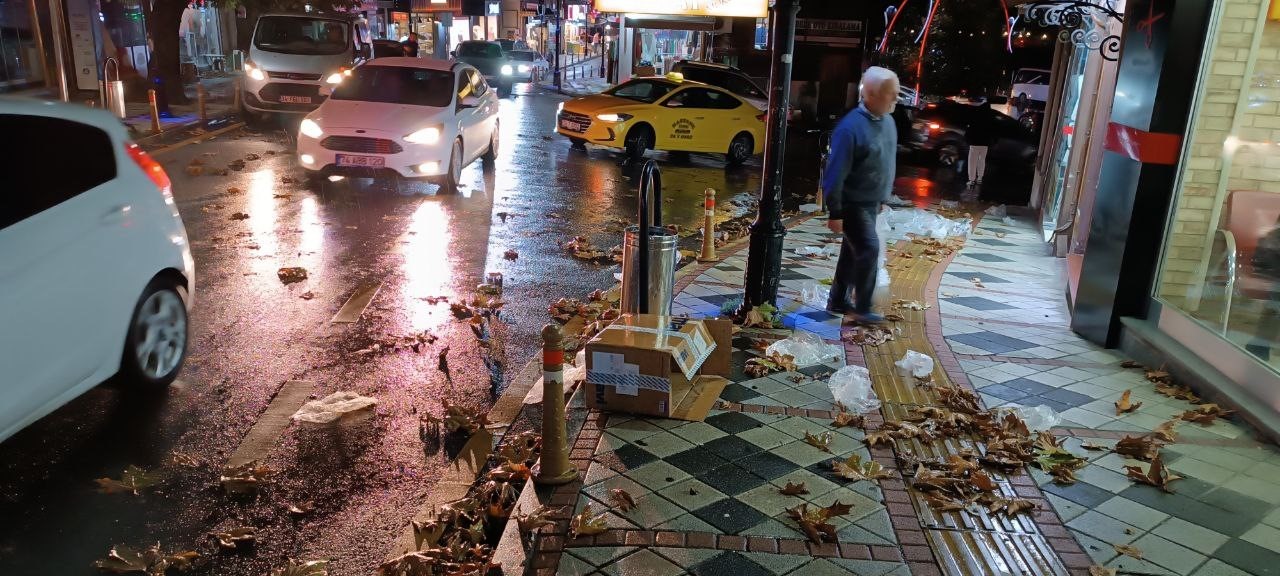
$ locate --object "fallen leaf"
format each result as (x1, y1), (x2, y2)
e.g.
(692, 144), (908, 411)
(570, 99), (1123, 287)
(1144, 369), (1171, 384)
(569, 503), (608, 538)
(832, 455), (892, 481)
(95, 465), (164, 495)
(804, 430), (834, 453)
(1153, 420), (1178, 442)
(220, 461), (272, 495)
(1155, 381), (1201, 403)
(609, 488), (637, 512)
(995, 232), (1007, 238)
(504, 249), (518, 260)
(300, 291), (315, 300)
(831, 410), (864, 428)
(1120, 360), (1143, 369)
(779, 482), (810, 495)
(1180, 404), (1235, 425)
(210, 526), (257, 550)
(1080, 441), (1110, 451)
(1114, 435), (1161, 461)
(1089, 567), (1117, 576)
(288, 502), (315, 517)
(277, 267), (308, 284)
(245, 153), (261, 161)
(864, 431), (895, 448)
(987, 498), (1037, 516)
(230, 212), (250, 220)
(1113, 544), (1144, 560)
(1124, 453), (1181, 492)
(96, 544), (200, 574)
(970, 470), (998, 492)
(971, 277), (985, 288)
(1115, 389), (1143, 415)
(785, 501), (853, 544)
(514, 505), (561, 534)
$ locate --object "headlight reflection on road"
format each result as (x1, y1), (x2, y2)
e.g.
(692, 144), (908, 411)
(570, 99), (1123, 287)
(401, 200), (454, 332)
(298, 196), (324, 271)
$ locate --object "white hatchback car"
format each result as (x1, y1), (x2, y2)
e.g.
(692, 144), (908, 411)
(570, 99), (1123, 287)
(0, 99), (195, 442)
(296, 57), (500, 193)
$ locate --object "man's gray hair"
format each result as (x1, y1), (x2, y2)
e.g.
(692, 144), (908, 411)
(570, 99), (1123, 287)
(860, 66), (899, 97)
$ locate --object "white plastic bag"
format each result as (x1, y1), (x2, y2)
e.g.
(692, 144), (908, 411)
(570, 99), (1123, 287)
(292, 391), (378, 424)
(801, 282), (828, 309)
(828, 365), (880, 413)
(1007, 404), (1062, 432)
(1002, 216), (1016, 227)
(873, 267), (892, 308)
(984, 204), (1008, 218)
(895, 350), (935, 378)
(799, 203), (822, 213)
(766, 331), (843, 367)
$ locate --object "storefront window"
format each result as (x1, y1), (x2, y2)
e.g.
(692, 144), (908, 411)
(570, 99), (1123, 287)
(1040, 47), (1089, 239)
(1155, 7), (1280, 371)
(0, 0), (43, 89)
(180, 1), (224, 69)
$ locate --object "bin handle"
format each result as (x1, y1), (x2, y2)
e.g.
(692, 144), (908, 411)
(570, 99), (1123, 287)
(636, 159), (662, 315)
(100, 57), (120, 109)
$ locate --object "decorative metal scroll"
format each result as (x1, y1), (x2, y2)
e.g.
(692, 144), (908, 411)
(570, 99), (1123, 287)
(1018, 0), (1124, 61)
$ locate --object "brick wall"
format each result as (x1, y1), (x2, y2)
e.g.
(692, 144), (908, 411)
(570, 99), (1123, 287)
(1159, 0), (1275, 306)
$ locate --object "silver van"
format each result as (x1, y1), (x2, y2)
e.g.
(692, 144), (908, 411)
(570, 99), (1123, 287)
(241, 12), (372, 118)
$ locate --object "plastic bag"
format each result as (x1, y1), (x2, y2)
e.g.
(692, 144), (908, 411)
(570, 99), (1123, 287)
(1002, 216), (1016, 227)
(766, 331), (842, 367)
(873, 267), (892, 308)
(984, 204), (1008, 218)
(799, 203), (822, 213)
(882, 207), (970, 238)
(895, 350), (935, 378)
(828, 365), (881, 413)
(801, 282), (829, 309)
(292, 391), (378, 424)
(1007, 404), (1061, 432)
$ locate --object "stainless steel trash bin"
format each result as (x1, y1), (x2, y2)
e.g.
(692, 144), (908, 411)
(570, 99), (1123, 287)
(619, 160), (677, 315)
(621, 225), (678, 315)
(101, 58), (127, 119)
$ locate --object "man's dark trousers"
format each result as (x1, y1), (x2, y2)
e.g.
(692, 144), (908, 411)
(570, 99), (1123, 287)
(829, 203), (880, 314)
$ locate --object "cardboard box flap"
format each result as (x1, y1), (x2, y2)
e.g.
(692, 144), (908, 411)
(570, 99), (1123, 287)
(670, 375), (728, 421)
(596, 315), (716, 380)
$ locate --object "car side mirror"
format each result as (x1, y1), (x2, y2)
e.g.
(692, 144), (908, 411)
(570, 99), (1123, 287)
(460, 95), (480, 108)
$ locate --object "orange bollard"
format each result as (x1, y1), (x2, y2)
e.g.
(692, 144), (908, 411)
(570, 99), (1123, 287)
(699, 188), (720, 262)
(148, 89), (162, 133)
(532, 324), (578, 486)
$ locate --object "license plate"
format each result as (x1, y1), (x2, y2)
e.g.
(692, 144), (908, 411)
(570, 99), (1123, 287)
(559, 119), (582, 132)
(279, 95), (312, 104)
(335, 154), (385, 168)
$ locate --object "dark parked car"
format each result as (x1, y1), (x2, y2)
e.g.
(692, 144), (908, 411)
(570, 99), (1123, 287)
(901, 100), (1038, 172)
(453, 40), (513, 97)
(372, 39), (405, 58)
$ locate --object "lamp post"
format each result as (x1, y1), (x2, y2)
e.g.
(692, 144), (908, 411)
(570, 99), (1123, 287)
(739, 0), (799, 314)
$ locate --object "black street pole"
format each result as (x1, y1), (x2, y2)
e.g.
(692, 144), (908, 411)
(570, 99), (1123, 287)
(739, 0), (799, 315)
(553, 0), (562, 90)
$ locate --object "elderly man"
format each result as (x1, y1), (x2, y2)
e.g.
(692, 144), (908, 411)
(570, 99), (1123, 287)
(822, 66), (900, 323)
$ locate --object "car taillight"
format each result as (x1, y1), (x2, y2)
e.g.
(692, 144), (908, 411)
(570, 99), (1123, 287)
(928, 122), (941, 131)
(125, 142), (172, 195)
(756, 112), (767, 122)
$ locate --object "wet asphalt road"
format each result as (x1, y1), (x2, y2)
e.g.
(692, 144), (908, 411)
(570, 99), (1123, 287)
(0, 85), (776, 575)
(0, 84), (1031, 574)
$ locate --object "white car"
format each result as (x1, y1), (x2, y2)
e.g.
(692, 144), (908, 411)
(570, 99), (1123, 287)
(296, 57), (500, 193)
(0, 98), (195, 442)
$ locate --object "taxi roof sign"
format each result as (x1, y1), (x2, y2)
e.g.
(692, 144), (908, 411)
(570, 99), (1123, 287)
(665, 71), (685, 82)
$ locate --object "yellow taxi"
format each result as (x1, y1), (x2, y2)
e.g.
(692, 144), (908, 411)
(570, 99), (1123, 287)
(555, 73), (766, 165)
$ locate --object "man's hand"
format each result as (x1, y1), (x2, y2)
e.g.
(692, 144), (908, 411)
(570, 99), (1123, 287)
(827, 218), (843, 234)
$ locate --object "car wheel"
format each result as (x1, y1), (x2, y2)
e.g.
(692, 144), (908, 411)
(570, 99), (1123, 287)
(122, 279), (188, 389)
(440, 139), (463, 194)
(726, 133), (753, 166)
(570, 137), (587, 150)
(482, 122), (499, 165)
(624, 125), (653, 162)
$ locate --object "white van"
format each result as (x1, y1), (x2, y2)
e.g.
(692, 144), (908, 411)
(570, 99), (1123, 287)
(1010, 68), (1051, 104)
(241, 12), (372, 118)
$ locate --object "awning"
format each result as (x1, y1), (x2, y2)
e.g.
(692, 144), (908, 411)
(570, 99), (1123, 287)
(410, 0), (459, 12)
(624, 15), (719, 31)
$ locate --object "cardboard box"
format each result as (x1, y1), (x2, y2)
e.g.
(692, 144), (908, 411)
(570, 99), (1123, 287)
(584, 314), (731, 421)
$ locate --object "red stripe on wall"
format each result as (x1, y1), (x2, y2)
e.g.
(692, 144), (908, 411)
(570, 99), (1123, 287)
(1104, 121), (1182, 165)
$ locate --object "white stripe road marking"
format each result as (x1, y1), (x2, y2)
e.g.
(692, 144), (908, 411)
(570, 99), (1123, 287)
(224, 380), (315, 470)
(330, 282), (383, 324)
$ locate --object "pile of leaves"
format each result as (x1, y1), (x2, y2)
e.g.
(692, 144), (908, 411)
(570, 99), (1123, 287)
(560, 236), (612, 264)
(843, 325), (896, 347)
(741, 302), (783, 329)
(908, 453), (1036, 516)
(277, 267), (308, 285)
(744, 351), (798, 378)
(548, 287), (622, 353)
(421, 399), (489, 437)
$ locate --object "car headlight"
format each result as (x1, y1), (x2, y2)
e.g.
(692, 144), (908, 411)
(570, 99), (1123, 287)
(518, 64), (531, 73)
(405, 125), (442, 144)
(245, 61), (265, 81)
(299, 118), (324, 139)
(325, 72), (344, 84)
(596, 113), (632, 122)
(501, 64), (513, 75)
